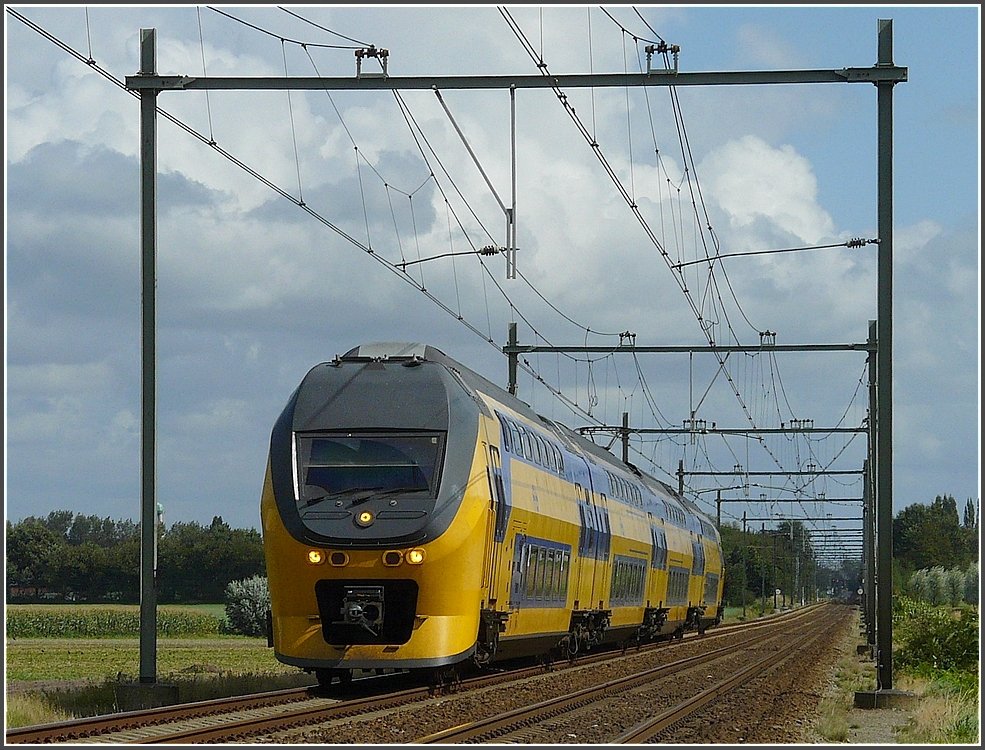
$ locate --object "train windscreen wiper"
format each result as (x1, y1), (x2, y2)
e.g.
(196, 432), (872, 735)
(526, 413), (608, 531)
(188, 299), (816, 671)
(348, 486), (428, 507)
(301, 486), (427, 509)
(301, 487), (386, 509)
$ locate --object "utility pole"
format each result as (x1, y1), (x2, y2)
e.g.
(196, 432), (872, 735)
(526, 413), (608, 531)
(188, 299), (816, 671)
(870, 17), (900, 701)
(791, 523), (797, 608)
(138, 27), (158, 688)
(621, 412), (629, 464)
(772, 531), (778, 610)
(741, 512), (748, 620)
(760, 524), (767, 615)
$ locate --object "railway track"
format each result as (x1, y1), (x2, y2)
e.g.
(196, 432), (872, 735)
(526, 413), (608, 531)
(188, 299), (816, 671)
(415, 607), (840, 743)
(5, 604), (836, 744)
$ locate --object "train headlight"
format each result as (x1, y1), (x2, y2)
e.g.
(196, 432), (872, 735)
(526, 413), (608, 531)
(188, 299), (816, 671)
(307, 549), (326, 565)
(406, 548), (426, 565)
(356, 511), (374, 527)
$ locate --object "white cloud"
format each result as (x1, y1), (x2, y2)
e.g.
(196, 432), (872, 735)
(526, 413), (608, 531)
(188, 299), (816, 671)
(894, 219), (942, 266)
(699, 134), (835, 245)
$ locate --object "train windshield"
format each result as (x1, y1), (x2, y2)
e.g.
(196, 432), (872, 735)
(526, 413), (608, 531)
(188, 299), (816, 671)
(296, 432), (444, 502)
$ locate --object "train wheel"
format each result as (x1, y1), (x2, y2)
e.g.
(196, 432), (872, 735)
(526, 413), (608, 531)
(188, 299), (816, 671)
(426, 665), (460, 697)
(563, 634), (578, 662)
(315, 668), (351, 691)
(472, 639), (496, 668)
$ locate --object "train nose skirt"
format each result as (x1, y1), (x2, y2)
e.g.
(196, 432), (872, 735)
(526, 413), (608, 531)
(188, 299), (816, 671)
(315, 579), (419, 645)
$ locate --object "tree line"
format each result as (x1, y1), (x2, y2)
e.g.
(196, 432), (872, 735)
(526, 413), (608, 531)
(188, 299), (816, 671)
(713, 494), (977, 609)
(6, 494), (978, 605)
(6, 511), (265, 603)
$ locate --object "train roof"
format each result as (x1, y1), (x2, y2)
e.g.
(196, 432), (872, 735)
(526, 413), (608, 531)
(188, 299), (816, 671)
(338, 342), (701, 512)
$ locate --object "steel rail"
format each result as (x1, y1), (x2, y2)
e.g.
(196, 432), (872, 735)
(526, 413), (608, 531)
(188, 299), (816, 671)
(612, 616), (834, 742)
(415, 606), (832, 744)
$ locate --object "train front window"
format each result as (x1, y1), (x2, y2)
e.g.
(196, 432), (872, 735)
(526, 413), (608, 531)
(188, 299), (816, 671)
(296, 433), (444, 504)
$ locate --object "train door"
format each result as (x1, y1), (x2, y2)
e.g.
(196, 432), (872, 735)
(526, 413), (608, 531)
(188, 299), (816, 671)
(593, 492), (611, 607)
(573, 484), (595, 603)
(508, 531), (528, 611)
(486, 444), (510, 605)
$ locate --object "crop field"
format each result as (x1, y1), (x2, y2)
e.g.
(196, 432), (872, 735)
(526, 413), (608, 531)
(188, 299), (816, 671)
(6, 603), (227, 639)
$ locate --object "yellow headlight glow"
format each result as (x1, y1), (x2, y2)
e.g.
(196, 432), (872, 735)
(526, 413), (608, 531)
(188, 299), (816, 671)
(307, 549), (325, 565)
(406, 548), (426, 565)
(356, 511), (374, 527)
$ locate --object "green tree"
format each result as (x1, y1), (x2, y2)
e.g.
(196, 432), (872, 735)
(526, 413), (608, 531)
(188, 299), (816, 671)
(49, 542), (110, 600)
(893, 495), (971, 573)
(66, 514), (135, 547)
(42, 510), (75, 539)
(103, 532), (140, 602)
(157, 521), (211, 602)
(6, 517), (65, 590)
(964, 563), (979, 605)
(157, 518), (265, 602)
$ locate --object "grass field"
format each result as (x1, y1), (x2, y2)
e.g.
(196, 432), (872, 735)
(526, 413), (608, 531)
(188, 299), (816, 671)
(4, 603), (292, 680)
(5, 636), (315, 729)
(5, 636), (296, 682)
(5, 604), (313, 728)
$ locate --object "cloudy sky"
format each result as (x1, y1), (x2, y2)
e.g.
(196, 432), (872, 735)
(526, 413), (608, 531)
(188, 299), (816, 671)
(5, 4), (980, 555)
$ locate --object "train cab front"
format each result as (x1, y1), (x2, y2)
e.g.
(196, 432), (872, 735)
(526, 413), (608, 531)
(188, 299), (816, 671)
(261, 343), (488, 674)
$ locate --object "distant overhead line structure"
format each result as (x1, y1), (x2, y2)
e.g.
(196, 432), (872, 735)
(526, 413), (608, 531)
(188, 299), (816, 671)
(122, 19), (904, 701)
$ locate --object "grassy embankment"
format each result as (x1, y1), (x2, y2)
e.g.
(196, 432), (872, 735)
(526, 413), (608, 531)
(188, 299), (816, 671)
(5, 604), (314, 728)
(811, 604), (979, 744)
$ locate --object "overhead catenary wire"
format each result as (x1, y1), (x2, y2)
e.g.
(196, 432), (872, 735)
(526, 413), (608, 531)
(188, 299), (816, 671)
(207, 5), (367, 49)
(501, 7), (867, 511)
(673, 238), (880, 270)
(6, 6), (619, 437)
(499, 7), (789, 475)
(276, 5), (373, 46)
(10, 6), (867, 530)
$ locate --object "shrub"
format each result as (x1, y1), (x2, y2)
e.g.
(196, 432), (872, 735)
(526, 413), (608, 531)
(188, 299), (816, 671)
(944, 568), (966, 607)
(224, 575), (270, 637)
(894, 597), (978, 673)
(963, 563), (978, 605)
(926, 567), (948, 605)
(907, 568), (927, 600)
(906, 565), (977, 606)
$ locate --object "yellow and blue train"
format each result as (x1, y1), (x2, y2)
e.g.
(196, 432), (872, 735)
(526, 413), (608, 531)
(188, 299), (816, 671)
(260, 342), (724, 685)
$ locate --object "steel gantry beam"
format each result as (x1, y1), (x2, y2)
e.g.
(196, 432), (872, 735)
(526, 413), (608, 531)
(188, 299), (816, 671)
(577, 426), (867, 435)
(685, 470), (863, 477)
(719, 499), (863, 504)
(741, 517), (861, 522)
(124, 66), (908, 92)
